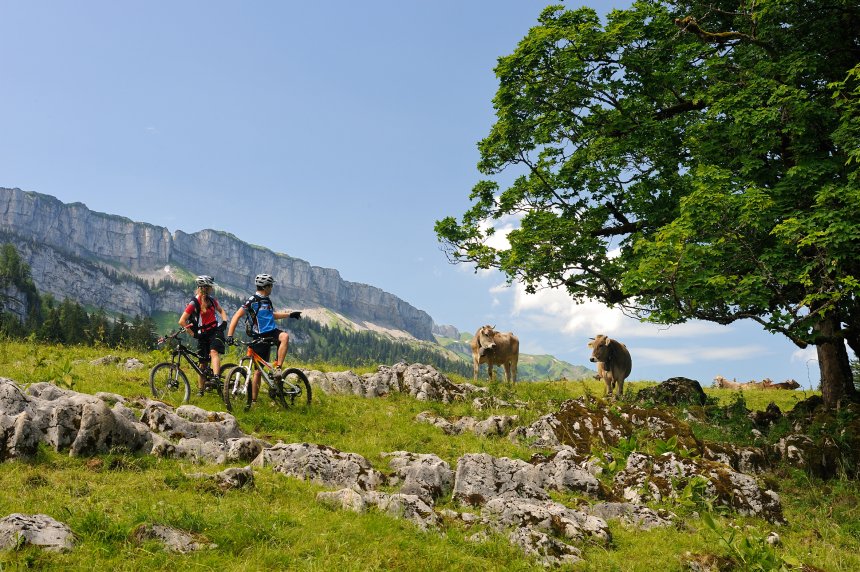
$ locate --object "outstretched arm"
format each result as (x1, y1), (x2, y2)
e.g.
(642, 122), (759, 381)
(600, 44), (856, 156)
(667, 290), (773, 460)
(274, 309), (302, 320)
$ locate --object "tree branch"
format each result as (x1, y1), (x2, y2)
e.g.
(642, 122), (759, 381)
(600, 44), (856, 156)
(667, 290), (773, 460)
(674, 16), (777, 57)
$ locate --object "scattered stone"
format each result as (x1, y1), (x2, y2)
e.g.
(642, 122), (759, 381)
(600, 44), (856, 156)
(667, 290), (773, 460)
(481, 497), (611, 544)
(362, 492), (441, 531)
(141, 402), (243, 443)
(700, 442), (770, 475)
(316, 489), (366, 513)
(254, 442), (384, 492)
(187, 466), (254, 492)
(94, 392), (126, 405)
(453, 451), (603, 507)
(307, 363), (485, 403)
(749, 402), (782, 430)
(0, 513), (75, 552)
(771, 434), (843, 479)
(90, 355), (120, 366)
(509, 398), (630, 454)
(614, 452), (785, 524)
(635, 377), (708, 406)
(0, 380), (154, 459)
(589, 502), (674, 530)
(508, 527), (582, 567)
(472, 396), (527, 410)
(466, 531), (490, 543)
(122, 358), (146, 371)
(131, 524), (215, 553)
(473, 415), (518, 437)
(681, 552), (735, 572)
(453, 453), (549, 505)
(414, 411), (517, 438)
(382, 451), (453, 505)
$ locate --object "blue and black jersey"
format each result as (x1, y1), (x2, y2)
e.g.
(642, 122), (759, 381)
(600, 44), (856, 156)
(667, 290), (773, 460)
(243, 293), (277, 335)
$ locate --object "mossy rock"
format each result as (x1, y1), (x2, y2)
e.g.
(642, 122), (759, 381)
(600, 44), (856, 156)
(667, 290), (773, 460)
(634, 377), (707, 406)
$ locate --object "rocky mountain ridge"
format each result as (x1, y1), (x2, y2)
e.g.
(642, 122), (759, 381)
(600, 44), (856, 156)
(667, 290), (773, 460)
(0, 187), (433, 340)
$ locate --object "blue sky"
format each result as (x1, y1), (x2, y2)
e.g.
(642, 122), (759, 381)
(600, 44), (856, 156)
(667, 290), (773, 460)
(0, 1), (822, 387)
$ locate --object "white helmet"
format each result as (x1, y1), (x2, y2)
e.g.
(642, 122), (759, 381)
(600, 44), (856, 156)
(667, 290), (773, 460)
(255, 273), (275, 288)
(195, 275), (215, 287)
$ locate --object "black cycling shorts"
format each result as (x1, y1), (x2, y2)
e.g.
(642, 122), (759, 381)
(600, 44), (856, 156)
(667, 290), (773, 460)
(197, 328), (225, 360)
(250, 329), (283, 362)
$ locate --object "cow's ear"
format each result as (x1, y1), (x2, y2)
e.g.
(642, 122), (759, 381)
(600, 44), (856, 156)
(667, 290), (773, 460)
(603, 337), (611, 346)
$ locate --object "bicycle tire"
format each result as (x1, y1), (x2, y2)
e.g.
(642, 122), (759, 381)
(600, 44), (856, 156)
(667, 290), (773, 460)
(279, 368), (312, 409)
(216, 362), (235, 412)
(149, 362), (191, 404)
(224, 366), (252, 410)
(221, 364), (245, 412)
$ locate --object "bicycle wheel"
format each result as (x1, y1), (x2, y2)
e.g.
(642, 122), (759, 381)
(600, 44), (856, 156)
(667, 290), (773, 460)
(217, 362), (237, 412)
(149, 362), (191, 404)
(225, 366), (252, 410)
(278, 368), (312, 409)
(221, 365), (244, 413)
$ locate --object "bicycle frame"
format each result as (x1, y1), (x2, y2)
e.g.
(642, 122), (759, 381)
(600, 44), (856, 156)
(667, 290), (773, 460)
(159, 330), (231, 384)
(166, 336), (212, 380)
(237, 344), (278, 390)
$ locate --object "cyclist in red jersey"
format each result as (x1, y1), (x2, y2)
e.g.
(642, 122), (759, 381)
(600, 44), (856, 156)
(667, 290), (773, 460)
(179, 275), (228, 396)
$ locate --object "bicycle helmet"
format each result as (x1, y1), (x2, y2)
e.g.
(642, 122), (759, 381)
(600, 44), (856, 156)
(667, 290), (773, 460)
(195, 275), (215, 287)
(255, 273), (276, 288)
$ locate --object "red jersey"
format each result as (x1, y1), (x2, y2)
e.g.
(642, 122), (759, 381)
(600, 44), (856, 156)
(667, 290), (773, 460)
(185, 295), (222, 333)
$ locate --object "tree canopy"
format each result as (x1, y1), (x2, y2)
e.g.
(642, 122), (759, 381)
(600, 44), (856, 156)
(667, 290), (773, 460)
(436, 0), (860, 407)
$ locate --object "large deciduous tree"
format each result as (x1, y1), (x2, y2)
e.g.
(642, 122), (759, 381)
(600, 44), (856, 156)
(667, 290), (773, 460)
(435, 0), (860, 407)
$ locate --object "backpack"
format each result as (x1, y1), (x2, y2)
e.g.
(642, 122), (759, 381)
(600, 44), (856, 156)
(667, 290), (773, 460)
(187, 295), (218, 335)
(243, 294), (263, 337)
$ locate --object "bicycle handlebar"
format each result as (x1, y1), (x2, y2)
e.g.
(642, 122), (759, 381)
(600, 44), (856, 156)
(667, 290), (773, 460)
(156, 329), (187, 346)
(228, 337), (279, 347)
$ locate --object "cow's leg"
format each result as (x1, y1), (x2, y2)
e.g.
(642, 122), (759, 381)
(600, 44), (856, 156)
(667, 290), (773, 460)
(487, 360), (495, 383)
(596, 362), (607, 396)
(605, 373), (615, 399)
(615, 377), (624, 399)
(473, 357), (479, 383)
(503, 362), (512, 383)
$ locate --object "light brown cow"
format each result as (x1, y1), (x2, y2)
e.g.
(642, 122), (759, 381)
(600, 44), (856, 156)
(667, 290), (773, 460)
(588, 334), (632, 399)
(470, 325), (519, 383)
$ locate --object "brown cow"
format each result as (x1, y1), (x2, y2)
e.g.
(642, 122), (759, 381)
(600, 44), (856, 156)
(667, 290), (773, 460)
(470, 325), (519, 383)
(588, 334), (632, 399)
(762, 379), (801, 390)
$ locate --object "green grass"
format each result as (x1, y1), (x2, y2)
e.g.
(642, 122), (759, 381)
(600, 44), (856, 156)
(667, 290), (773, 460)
(0, 340), (856, 571)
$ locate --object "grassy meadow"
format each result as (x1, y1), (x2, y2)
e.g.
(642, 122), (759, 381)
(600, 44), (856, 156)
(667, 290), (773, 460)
(0, 339), (857, 571)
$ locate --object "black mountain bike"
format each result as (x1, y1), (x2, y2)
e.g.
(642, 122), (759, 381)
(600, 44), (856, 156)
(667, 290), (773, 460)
(150, 329), (239, 410)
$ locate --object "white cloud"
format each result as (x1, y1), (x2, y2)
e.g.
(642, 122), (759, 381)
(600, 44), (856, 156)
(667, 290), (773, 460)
(791, 346), (818, 365)
(636, 345), (766, 366)
(508, 283), (727, 339)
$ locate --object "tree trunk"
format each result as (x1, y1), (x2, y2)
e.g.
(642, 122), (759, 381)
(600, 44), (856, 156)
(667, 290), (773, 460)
(816, 312), (858, 408)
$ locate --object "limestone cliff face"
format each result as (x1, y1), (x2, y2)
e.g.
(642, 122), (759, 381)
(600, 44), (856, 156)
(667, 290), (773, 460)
(0, 188), (434, 340)
(0, 188), (171, 270)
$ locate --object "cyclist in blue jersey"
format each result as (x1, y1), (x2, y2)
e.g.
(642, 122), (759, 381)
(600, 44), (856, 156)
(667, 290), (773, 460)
(226, 273), (301, 406)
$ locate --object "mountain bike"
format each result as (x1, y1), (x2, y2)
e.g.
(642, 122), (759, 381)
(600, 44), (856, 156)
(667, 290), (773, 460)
(150, 329), (238, 410)
(225, 338), (311, 411)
